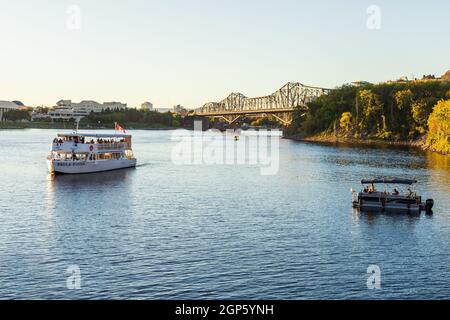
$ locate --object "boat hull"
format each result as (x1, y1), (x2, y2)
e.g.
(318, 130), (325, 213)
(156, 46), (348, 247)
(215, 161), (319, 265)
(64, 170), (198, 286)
(353, 192), (422, 213)
(48, 159), (137, 174)
(356, 201), (421, 213)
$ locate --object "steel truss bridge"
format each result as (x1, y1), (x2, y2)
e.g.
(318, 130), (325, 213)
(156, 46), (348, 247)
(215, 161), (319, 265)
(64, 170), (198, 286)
(193, 82), (330, 126)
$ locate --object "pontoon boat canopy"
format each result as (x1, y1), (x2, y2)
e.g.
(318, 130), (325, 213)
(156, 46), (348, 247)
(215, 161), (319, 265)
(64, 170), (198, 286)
(361, 177), (417, 185)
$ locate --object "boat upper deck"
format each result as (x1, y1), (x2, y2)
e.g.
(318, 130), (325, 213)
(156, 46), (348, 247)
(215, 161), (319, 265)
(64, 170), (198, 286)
(57, 133), (132, 138)
(51, 132), (132, 153)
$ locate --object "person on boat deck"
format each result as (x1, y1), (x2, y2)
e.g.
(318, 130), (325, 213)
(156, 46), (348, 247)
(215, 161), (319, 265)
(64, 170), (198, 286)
(407, 188), (414, 197)
(363, 186), (369, 193)
(392, 188), (399, 195)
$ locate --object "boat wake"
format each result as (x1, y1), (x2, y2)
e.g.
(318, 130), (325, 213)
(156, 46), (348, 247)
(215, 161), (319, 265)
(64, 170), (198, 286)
(136, 163), (151, 168)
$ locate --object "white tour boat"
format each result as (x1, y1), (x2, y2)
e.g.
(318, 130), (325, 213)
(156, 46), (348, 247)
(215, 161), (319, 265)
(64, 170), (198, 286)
(47, 131), (137, 175)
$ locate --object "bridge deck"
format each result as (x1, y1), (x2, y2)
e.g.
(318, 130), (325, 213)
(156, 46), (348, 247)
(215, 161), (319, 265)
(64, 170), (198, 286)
(195, 108), (296, 116)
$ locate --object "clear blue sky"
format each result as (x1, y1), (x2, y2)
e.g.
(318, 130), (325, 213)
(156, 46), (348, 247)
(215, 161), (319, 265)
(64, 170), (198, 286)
(0, 0), (448, 109)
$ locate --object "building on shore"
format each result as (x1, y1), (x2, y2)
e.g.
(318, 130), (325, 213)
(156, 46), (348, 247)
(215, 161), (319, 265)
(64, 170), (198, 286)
(42, 100), (127, 120)
(56, 100), (126, 113)
(0, 101), (20, 121)
(351, 81), (373, 87)
(141, 102), (154, 111)
(154, 107), (171, 113)
(173, 104), (188, 115)
(31, 111), (51, 121)
(384, 71), (450, 84)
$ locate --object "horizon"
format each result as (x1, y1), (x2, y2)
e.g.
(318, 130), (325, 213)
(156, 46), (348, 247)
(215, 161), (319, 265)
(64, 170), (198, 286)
(1, 0), (449, 109)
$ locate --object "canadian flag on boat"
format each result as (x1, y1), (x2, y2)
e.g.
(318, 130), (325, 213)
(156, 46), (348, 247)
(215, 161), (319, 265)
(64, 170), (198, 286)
(115, 122), (127, 133)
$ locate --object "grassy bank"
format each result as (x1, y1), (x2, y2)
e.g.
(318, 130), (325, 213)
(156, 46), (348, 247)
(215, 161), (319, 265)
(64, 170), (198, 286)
(286, 132), (426, 149)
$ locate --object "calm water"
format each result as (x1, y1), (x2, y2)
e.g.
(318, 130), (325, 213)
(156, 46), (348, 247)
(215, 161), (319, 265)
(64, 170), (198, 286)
(0, 129), (448, 300)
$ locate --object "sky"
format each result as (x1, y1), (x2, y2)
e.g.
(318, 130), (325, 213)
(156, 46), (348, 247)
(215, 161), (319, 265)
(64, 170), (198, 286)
(0, 0), (449, 109)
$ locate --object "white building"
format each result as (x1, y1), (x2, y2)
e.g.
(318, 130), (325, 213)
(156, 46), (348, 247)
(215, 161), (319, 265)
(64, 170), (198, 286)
(141, 102), (154, 111)
(0, 101), (19, 121)
(103, 101), (127, 111)
(56, 100), (126, 113)
(46, 100), (127, 120)
(47, 106), (90, 120)
(31, 111), (52, 121)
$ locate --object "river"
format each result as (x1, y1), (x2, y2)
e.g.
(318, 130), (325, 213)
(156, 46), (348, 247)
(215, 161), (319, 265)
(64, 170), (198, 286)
(0, 129), (448, 299)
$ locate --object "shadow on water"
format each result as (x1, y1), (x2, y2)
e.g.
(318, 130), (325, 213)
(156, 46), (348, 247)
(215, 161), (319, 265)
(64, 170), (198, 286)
(47, 167), (136, 188)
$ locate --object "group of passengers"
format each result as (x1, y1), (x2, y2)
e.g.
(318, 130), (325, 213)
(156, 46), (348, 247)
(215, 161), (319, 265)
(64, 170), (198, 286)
(92, 138), (125, 144)
(53, 136), (86, 144)
(363, 185), (414, 197)
(53, 137), (126, 145)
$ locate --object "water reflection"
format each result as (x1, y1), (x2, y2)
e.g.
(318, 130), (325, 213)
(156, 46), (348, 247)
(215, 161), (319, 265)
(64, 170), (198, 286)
(426, 150), (450, 170)
(45, 168), (136, 221)
(1, 129), (449, 299)
(355, 209), (422, 223)
(47, 168), (136, 188)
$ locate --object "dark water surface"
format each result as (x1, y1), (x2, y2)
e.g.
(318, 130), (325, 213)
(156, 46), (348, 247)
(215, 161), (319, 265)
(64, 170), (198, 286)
(0, 129), (448, 299)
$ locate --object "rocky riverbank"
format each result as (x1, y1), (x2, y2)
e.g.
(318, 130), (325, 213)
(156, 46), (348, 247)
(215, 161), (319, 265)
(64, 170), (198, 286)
(285, 133), (449, 155)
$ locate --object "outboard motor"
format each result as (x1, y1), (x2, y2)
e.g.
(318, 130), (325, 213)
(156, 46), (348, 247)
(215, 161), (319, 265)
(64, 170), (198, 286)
(425, 199), (434, 214)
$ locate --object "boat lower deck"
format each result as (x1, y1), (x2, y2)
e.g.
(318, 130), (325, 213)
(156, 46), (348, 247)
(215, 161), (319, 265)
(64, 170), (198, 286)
(48, 158), (137, 174)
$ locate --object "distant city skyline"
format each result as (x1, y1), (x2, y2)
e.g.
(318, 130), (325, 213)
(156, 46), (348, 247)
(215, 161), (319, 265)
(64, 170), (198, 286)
(1, 0), (449, 109)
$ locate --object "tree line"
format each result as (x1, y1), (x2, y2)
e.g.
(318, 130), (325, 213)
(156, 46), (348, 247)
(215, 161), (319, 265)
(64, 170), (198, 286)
(81, 108), (183, 128)
(288, 81), (450, 153)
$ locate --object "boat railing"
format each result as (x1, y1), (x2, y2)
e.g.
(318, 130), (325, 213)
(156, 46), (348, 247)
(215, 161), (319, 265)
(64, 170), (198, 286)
(52, 142), (128, 152)
(96, 142), (127, 151)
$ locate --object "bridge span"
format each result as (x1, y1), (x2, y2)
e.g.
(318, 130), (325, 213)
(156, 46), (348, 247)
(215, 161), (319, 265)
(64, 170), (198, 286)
(193, 82), (330, 126)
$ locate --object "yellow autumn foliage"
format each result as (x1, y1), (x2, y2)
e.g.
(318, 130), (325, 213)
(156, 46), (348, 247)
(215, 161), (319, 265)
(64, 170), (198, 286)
(427, 100), (450, 154)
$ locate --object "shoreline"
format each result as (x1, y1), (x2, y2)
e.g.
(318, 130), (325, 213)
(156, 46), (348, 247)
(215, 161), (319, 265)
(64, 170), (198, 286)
(0, 122), (180, 131)
(285, 134), (449, 155)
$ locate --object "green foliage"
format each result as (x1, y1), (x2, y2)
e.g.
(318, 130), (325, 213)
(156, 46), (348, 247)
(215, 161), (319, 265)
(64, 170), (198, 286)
(289, 80), (450, 142)
(82, 108), (181, 128)
(411, 98), (437, 134)
(394, 89), (414, 110)
(292, 84), (359, 136)
(4, 109), (30, 121)
(359, 89), (383, 134)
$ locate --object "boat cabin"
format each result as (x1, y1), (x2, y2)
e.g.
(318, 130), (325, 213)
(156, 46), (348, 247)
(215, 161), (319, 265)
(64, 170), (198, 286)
(49, 133), (134, 161)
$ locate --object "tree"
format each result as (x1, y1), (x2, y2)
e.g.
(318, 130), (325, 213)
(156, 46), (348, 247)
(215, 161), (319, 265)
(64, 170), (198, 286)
(358, 89), (383, 134)
(4, 109), (30, 121)
(411, 97), (437, 134)
(394, 89), (413, 110)
(339, 112), (353, 132)
(427, 100), (450, 153)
